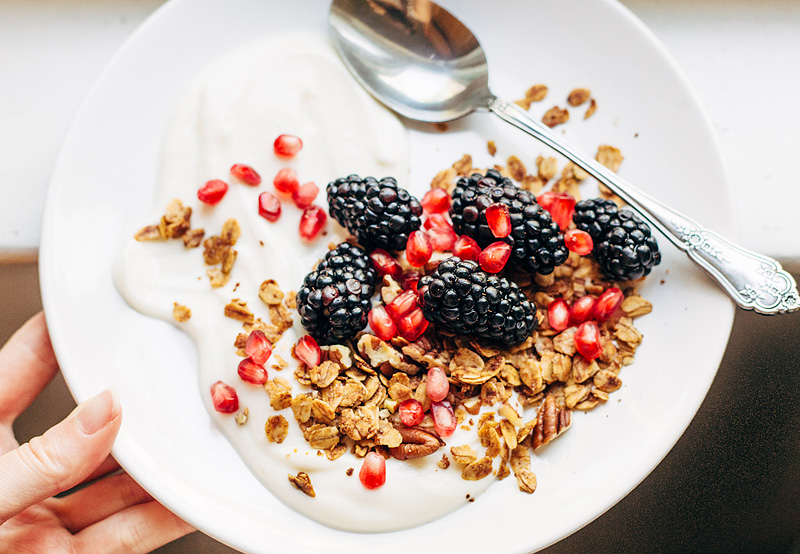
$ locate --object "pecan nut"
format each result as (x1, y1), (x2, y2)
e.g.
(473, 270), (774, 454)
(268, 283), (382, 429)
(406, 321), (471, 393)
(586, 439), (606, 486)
(389, 427), (442, 460)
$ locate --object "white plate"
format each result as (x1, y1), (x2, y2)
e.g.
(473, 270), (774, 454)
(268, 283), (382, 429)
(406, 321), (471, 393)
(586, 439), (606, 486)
(40, 0), (735, 552)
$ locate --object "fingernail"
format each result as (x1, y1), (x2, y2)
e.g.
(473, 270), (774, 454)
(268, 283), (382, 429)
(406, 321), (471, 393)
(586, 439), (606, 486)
(76, 389), (120, 435)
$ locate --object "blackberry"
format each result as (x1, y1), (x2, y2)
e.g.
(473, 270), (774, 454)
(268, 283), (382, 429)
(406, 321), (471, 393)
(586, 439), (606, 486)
(419, 258), (536, 345)
(327, 175), (422, 251)
(574, 198), (662, 281)
(296, 242), (377, 344)
(572, 198), (620, 241)
(449, 169), (568, 275)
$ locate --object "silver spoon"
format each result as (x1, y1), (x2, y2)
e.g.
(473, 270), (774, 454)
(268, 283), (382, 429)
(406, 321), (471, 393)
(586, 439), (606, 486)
(329, 0), (798, 315)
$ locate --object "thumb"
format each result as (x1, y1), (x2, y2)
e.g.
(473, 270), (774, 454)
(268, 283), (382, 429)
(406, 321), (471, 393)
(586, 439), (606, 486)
(0, 389), (122, 523)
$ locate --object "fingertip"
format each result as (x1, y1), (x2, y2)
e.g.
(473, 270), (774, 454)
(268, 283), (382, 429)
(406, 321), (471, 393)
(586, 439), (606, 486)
(75, 389), (122, 436)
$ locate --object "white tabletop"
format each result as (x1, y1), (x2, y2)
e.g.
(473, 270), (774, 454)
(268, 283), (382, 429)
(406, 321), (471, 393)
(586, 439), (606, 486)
(2, 0), (799, 269)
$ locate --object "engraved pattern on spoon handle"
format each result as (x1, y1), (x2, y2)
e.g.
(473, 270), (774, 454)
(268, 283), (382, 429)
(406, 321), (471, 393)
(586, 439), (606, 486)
(487, 96), (799, 314)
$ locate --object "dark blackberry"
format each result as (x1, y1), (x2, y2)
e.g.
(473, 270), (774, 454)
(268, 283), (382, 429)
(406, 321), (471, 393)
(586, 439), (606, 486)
(573, 198), (620, 241)
(419, 258), (537, 345)
(574, 199), (661, 281)
(449, 169), (568, 275)
(296, 242), (377, 344)
(327, 175), (423, 251)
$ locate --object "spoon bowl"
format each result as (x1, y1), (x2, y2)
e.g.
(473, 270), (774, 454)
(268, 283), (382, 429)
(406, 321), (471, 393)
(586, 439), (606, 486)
(329, 0), (490, 122)
(329, 0), (798, 314)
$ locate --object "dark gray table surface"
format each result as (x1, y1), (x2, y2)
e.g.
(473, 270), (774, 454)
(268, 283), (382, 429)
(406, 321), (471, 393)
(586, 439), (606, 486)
(4, 262), (799, 553)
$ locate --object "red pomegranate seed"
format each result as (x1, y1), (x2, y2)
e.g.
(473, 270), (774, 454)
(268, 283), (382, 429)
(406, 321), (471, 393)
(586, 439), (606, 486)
(575, 321), (602, 360)
(295, 335), (321, 367)
(273, 168), (299, 194)
(570, 295), (597, 326)
(258, 191), (281, 222)
(538, 192), (576, 231)
(398, 398), (424, 427)
(237, 358), (268, 385)
(479, 241), (512, 273)
(386, 289), (418, 321)
(486, 203), (512, 238)
(368, 305), (396, 341)
(453, 235), (481, 262)
(548, 298), (571, 332)
(397, 307), (429, 341)
(423, 212), (452, 230)
(197, 179), (228, 205)
(431, 400), (456, 437)
(426, 366), (449, 402)
(427, 225), (457, 252)
(406, 230), (433, 267)
(245, 330), (272, 365)
(565, 229), (593, 255)
(230, 164), (261, 186)
(369, 248), (403, 278)
(421, 188), (451, 213)
(593, 287), (624, 322)
(401, 270), (422, 292)
(299, 205), (327, 241)
(210, 381), (239, 413)
(537, 191), (556, 211)
(292, 181), (319, 209)
(274, 134), (303, 157)
(359, 451), (386, 489)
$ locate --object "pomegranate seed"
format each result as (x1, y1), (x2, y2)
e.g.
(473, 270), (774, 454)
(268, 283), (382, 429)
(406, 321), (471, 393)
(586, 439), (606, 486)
(273, 168), (299, 194)
(565, 229), (594, 255)
(197, 179), (228, 205)
(245, 330), (272, 365)
(299, 205), (327, 241)
(386, 289), (418, 321)
(230, 164), (261, 186)
(274, 134), (303, 157)
(421, 188), (451, 213)
(397, 307), (429, 341)
(295, 335), (321, 367)
(400, 270), (422, 292)
(398, 398), (424, 426)
(593, 287), (624, 322)
(570, 295), (597, 326)
(423, 212), (452, 230)
(369, 249), (402, 279)
(427, 225), (457, 252)
(479, 241), (511, 273)
(575, 321), (602, 360)
(548, 298), (571, 332)
(453, 235), (481, 262)
(537, 191), (556, 211)
(359, 451), (386, 489)
(431, 400), (456, 437)
(368, 305), (397, 341)
(538, 192), (575, 231)
(237, 358), (268, 385)
(426, 366), (449, 402)
(210, 381), (239, 413)
(292, 181), (319, 209)
(406, 230), (433, 267)
(258, 191), (281, 222)
(486, 203), (512, 238)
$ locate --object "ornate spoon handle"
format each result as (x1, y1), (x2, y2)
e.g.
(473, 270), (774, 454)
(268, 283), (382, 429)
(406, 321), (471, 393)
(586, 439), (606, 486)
(487, 96), (799, 315)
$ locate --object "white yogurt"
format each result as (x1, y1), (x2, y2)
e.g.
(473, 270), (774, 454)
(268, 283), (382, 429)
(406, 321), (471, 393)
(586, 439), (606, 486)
(115, 33), (495, 532)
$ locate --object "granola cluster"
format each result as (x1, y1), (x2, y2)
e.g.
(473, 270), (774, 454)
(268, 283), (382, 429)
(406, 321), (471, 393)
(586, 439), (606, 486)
(513, 84), (598, 126)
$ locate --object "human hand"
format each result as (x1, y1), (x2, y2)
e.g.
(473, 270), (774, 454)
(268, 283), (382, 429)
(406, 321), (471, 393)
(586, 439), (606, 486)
(0, 313), (195, 553)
